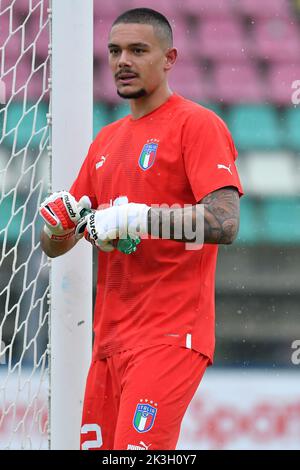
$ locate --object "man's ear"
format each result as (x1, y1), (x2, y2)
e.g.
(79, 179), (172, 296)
(164, 48), (177, 71)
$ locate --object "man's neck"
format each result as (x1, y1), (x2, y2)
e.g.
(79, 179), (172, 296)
(129, 83), (173, 120)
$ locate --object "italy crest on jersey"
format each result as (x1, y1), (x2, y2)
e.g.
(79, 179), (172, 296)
(133, 401), (157, 433)
(138, 139), (159, 170)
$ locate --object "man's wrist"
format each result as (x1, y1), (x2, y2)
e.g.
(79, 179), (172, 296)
(43, 224), (75, 241)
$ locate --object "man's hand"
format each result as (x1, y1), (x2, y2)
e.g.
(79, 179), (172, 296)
(39, 191), (91, 241)
(83, 197), (149, 250)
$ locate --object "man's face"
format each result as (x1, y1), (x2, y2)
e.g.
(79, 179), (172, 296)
(108, 23), (169, 99)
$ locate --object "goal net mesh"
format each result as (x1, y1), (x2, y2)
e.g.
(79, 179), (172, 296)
(0, 0), (50, 449)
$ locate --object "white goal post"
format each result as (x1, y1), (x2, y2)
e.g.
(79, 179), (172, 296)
(0, 0), (93, 450)
(50, 0), (93, 450)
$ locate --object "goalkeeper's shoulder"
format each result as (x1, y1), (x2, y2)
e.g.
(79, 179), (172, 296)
(94, 115), (130, 142)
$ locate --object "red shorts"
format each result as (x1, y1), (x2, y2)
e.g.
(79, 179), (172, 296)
(80, 344), (209, 450)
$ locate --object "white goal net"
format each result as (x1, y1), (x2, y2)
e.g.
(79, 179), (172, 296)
(0, 0), (50, 449)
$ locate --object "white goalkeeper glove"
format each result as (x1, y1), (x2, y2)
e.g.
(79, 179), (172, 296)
(82, 196), (150, 250)
(39, 191), (91, 240)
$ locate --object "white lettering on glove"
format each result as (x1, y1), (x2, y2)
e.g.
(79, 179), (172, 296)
(84, 198), (149, 249)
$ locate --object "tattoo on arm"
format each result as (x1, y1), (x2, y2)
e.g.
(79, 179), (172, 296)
(200, 187), (240, 244)
(147, 187), (240, 245)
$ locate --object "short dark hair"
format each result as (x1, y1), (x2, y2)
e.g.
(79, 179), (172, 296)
(112, 8), (173, 48)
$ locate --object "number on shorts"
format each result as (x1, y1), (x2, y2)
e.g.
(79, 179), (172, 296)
(81, 423), (103, 450)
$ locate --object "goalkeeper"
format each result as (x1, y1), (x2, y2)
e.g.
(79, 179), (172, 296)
(40, 8), (243, 450)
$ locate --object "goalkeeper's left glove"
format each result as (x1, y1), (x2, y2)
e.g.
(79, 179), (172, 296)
(82, 197), (150, 250)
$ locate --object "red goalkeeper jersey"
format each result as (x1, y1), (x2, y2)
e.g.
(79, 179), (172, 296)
(70, 94), (243, 363)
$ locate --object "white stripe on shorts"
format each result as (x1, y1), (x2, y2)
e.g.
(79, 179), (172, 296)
(186, 333), (192, 349)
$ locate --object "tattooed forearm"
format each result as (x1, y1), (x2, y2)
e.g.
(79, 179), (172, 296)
(147, 187), (240, 245)
(201, 187), (240, 244)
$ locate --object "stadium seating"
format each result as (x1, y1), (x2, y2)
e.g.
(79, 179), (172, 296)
(250, 19), (300, 62)
(0, 26), (22, 61)
(111, 103), (131, 122)
(4, 101), (48, 151)
(237, 197), (300, 245)
(13, 0), (49, 21)
(235, 0), (292, 19)
(181, 0), (234, 19)
(169, 61), (209, 101)
(94, 64), (123, 103)
(198, 102), (224, 117)
(94, 0), (185, 21)
(94, 17), (114, 61)
(210, 62), (265, 103)
(0, 193), (23, 243)
(171, 18), (194, 61)
(93, 102), (113, 137)
(94, 0), (125, 19)
(2, 53), (33, 103)
(283, 107), (300, 151)
(29, 20), (49, 60)
(236, 196), (261, 244)
(226, 105), (282, 150)
(0, 189), (44, 245)
(0, 6), (14, 38)
(239, 152), (298, 196)
(262, 198), (300, 244)
(193, 19), (248, 62)
(124, 0), (181, 18)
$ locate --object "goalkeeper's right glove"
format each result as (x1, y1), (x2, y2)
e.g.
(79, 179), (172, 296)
(75, 196), (142, 254)
(39, 191), (91, 241)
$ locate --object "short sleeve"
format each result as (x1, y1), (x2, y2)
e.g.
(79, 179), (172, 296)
(182, 109), (244, 202)
(69, 142), (98, 209)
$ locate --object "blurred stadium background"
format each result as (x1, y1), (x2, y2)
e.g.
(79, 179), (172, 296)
(1, 0), (300, 449)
